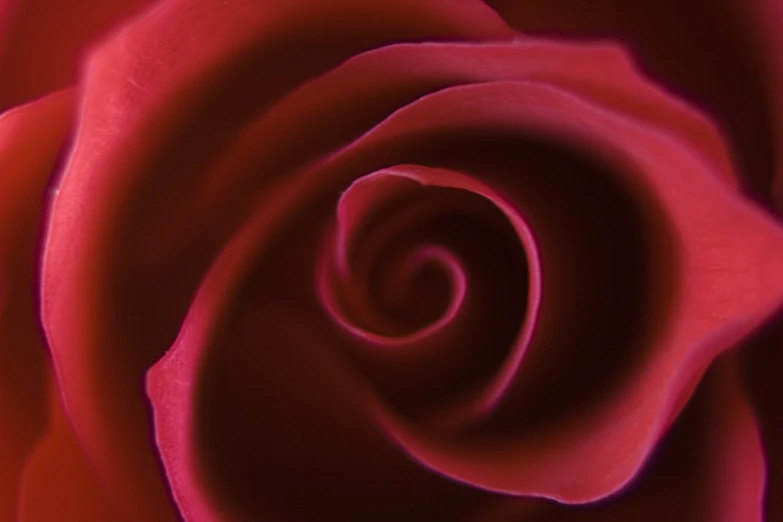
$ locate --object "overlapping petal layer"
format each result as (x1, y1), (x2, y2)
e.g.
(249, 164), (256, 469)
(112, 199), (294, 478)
(17, 377), (121, 522)
(482, 0), (773, 204)
(742, 312), (783, 522)
(37, 0), (783, 520)
(317, 165), (540, 420)
(40, 1), (515, 519)
(472, 353), (765, 522)
(0, 91), (72, 521)
(147, 65), (783, 522)
(482, 0), (783, 518)
(0, 0), (157, 111)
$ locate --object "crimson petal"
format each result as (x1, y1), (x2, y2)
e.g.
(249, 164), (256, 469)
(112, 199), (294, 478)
(0, 0), (157, 111)
(0, 91), (72, 521)
(41, 1), (514, 519)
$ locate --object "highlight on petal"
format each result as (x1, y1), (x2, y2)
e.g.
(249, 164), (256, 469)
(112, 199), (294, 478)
(146, 179), (507, 521)
(143, 29), (783, 515)
(474, 352), (766, 522)
(482, 0), (774, 203)
(146, 74), (783, 518)
(203, 39), (738, 221)
(0, 90), (72, 521)
(41, 1), (514, 520)
(47, 1), (783, 518)
(294, 80), (783, 502)
(0, 0), (157, 111)
(314, 166), (540, 423)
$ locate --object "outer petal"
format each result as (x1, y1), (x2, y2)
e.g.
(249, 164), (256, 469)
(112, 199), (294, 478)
(40, 1), (514, 520)
(16, 376), (121, 522)
(741, 310), (783, 522)
(0, 0), (158, 112)
(322, 79), (783, 502)
(476, 353), (766, 522)
(0, 90), (72, 521)
(147, 77), (783, 517)
(482, 0), (774, 204)
(146, 162), (549, 521)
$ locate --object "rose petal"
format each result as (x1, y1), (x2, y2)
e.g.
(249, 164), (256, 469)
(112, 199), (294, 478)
(740, 308), (783, 521)
(475, 353), (765, 522)
(41, 1), (515, 519)
(148, 77), (783, 514)
(482, 0), (773, 204)
(147, 204), (509, 521)
(16, 377), (121, 522)
(203, 39), (738, 227)
(0, 90), (72, 521)
(175, 39), (755, 437)
(46, 2), (783, 516)
(163, 41), (746, 432)
(317, 165), (539, 421)
(324, 174), (472, 339)
(293, 80), (783, 501)
(0, 0), (157, 111)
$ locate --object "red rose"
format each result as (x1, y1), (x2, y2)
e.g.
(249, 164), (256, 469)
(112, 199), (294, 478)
(2, 1), (783, 521)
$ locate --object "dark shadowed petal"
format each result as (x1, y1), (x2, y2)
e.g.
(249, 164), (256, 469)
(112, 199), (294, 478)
(481, 0), (774, 206)
(45, 1), (783, 518)
(740, 308), (783, 522)
(305, 80), (783, 501)
(16, 378), (121, 522)
(742, 0), (783, 212)
(317, 165), (540, 419)
(148, 75), (783, 517)
(0, 90), (71, 521)
(473, 353), (765, 522)
(40, 1), (514, 519)
(146, 190), (516, 521)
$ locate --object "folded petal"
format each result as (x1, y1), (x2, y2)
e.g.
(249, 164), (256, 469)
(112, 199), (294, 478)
(740, 308), (783, 521)
(475, 353), (765, 522)
(0, 90), (72, 521)
(41, 1), (514, 519)
(147, 205), (505, 521)
(0, 0), (157, 111)
(482, 0), (774, 205)
(46, 2), (783, 517)
(298, 80), (783, 501)
(17, 376), (121, 522)
(148, 76), (783, 516)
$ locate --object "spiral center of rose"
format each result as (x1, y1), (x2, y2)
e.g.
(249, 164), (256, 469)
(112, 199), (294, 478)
(316, 165), (541, 420)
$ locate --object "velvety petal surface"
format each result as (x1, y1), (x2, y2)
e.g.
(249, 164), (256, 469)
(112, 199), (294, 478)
(0, 0), (158, 112)
(0, 90), (72, 521)
(16, 377), (120, 522)
(482, 0), (774, 205)
(311, 79), (783, 502)
(480, 1), (783, 518)
(147, 80), (783, 520)
(317, 165), (540, 417)
(741, 309), (783, 522)
(41, 1), (514, 520)
(147, 190), (526, 520)
(41, 0), (783, 519)
(474, 353), (766, 522)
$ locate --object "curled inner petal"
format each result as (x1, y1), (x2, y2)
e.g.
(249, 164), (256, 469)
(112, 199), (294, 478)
(322, 166), (539, 345)
(317, 165), (541, 423)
